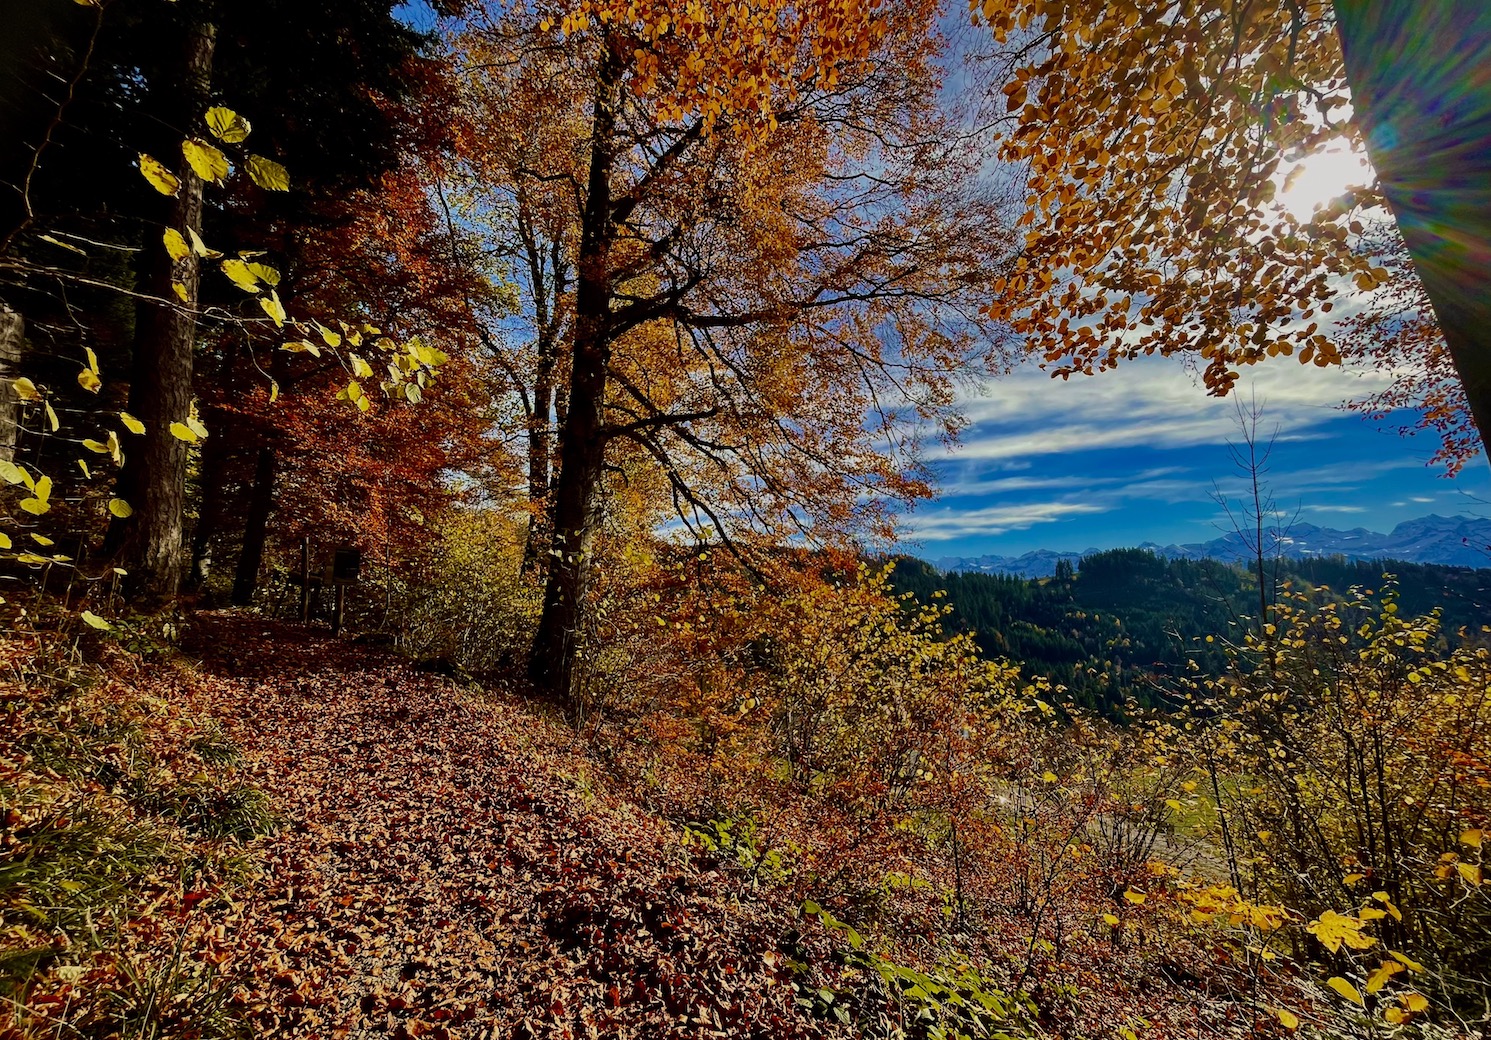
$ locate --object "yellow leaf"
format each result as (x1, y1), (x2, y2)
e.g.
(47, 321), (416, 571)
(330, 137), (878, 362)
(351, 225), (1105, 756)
(351, 355), (373, 378)
(268, 380), (279, 404)
(245, 154), (290, 191)
(0, 532), (9, 549)
(12, 377), (40, 401)
(260, 290), (287, 326)
(139, 154), (180, 196)
(0, 461), (29, 486)
(1461, 829), (1483, 848)
(172, 282), (191, 303)
(1456, 862), (1482, 885)
(30, 533), (53, 546)
(44, 401), (59, 432)
(84, 346), (99, 374)
(182, 139), (230, 183)
(82, 438), (108, 453)
(1273, 1007), (1299, 1030)
(77, 368), (101, 393)
(246, 261), (280, 286)
(80, 610), (113, 631)
(1403, 992), (1428, 1013)
(169, 422), (200, 443)
(1102, 913), (1120, 927)
(20, 498), (49, 515)
(185, 413), (208, 439)
(1123, 889), (1145, 905)
(77, 458), (89, 478)
(1307, 911), (1375, 953)
(1326, 977), (1363, 1006)
(315, 322), (342, 347)
(163, 228), (191, 261)
(1389, 950), (1425, 973)
(187, 226), (221, 258)
(204, 106), (251, 143)
(120, 412), (145, 435)
(108, 498), (133, 518)
(1041, 770), (1058, 783)
(1384, 1007), (1408, 1025)
(221, 258), (262, 293)
(1365, 960), (1403, 993)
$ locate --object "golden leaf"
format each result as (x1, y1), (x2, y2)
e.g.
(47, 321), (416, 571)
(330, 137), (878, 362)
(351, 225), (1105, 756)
(163, 228), (192, 261)
(204, 106), (251, 143)
(182, 138), (230, 183)
(245, 154), (290, 191)
(138, 154), (180, 196)
(1326, 977), (1363, 1006)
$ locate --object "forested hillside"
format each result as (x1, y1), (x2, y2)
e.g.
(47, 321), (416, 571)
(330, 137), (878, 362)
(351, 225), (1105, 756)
(4, 1), (1490, 1038)
(891, 550), (1491, 715)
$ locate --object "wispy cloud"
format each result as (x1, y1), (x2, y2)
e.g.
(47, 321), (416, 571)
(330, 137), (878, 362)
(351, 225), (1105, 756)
(942, 356), (1393, 464)
(907, 500), (1108, 541)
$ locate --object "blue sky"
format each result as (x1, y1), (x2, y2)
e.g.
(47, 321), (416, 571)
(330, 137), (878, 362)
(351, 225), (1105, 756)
(903, 357), (1491, 560)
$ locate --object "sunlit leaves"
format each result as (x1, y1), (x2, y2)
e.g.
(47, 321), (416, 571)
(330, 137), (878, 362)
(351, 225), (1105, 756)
(245, 154), (290, 191)
(80, 610), (113, 630)
(259, 290), (287, 326)
(163, 228), (192, 262)
(182, 138), (230, 183)
(1326, 977), (1363, 1006)
(20, 475), (52, 515)
(11, 377), (40, 402)
(205, 105), (252, 143)
(120, 411), (145, 435)
(138, 154), (180, 196)
(108, 498), (134, 519)
(222, 258), (263, 293)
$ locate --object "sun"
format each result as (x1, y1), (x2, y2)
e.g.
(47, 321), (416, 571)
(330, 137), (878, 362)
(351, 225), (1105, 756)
(1277, 143), (1376, 220)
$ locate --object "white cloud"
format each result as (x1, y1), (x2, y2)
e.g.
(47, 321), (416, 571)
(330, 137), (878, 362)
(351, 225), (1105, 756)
(906, 500), (1108, 541)
(942, 355), (1393, 464)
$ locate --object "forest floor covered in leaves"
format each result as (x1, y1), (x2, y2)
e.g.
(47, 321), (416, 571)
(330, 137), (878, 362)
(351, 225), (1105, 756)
(5, 611), (1325, 1040)
(4, 612), (897, 1040)
(165, 613), (861, 1039)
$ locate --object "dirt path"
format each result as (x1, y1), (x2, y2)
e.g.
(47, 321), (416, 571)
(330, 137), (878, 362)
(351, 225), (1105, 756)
(180, 614), (817, 1040)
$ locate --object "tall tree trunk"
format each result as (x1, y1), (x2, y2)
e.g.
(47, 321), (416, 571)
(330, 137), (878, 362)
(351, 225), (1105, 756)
(528, 52), (620, 712)
(106, 20), (217, 601)
(231, 441), (277, 606)
(519, 374), (555, 575)
(1334, 0), (1491, 463)
(0, 303), (25, 464)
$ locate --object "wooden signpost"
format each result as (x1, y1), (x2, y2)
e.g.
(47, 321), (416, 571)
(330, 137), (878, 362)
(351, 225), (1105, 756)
(293, 538), (362, 635)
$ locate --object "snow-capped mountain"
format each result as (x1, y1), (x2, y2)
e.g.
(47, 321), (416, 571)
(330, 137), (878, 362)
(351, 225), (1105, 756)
(932, 514), (1491, 578)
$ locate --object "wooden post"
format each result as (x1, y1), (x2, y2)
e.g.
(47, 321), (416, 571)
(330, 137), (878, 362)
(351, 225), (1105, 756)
(298, 535), (311, 623)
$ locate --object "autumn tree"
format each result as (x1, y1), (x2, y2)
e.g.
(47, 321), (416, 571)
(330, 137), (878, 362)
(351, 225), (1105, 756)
(972, 0), (1491, 469)
(452, 0), (1015, 711)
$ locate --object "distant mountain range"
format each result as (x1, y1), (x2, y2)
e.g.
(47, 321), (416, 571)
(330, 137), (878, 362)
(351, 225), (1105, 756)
(933, 514), (1491, 578)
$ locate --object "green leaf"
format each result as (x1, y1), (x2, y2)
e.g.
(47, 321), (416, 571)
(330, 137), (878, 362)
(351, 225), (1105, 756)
(245, 154), (290, 191)
(139, 153), (180, 196)
(204, 106), (251, 143)
(80, 610), (113, 631)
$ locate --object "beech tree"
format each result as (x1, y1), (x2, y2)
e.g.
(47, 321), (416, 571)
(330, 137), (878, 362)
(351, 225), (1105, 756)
(972, 0), (1491, 469)
(454, 1), (1015, 710)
